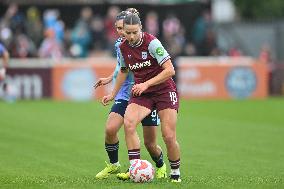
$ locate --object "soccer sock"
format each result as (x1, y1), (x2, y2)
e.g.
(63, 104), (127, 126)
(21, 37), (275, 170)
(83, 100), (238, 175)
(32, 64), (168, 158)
(169, 158), (181, 179)
(128, 149), (140, 163)
(105, 142), (119, 164)
(151, 151), (164, 168)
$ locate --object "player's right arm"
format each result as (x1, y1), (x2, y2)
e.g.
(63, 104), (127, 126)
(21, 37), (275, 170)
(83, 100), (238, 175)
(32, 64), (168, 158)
(94, 38), (123, 89)
(93, 72), (114, 89)
(101, 48), (128, 106)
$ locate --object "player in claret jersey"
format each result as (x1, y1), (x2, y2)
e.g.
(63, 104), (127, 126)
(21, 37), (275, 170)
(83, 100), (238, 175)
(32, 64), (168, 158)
(102, 11), (181, 183)
(94, 9), (167, 181)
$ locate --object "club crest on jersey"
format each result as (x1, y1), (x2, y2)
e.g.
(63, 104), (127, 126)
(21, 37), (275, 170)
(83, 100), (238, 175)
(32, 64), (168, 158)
(128, 54), (132, 59)
(142, 51), (147, 60)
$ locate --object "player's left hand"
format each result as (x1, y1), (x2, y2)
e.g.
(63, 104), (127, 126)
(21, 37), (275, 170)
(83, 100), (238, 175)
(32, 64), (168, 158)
(101, 94), (114, 106)
(132, 82), (149, 96)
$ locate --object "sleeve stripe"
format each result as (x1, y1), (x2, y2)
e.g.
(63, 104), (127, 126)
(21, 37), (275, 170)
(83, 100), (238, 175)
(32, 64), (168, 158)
(159, 55), (171, 65)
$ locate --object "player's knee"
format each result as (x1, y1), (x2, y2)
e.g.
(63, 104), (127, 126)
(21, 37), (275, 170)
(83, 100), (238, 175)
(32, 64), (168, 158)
(105, 127), (116, 137)
(124, 125), (136, 135)
(124, 120), (136, 134)
(162, 133), (176, 145)
(124, 116), (136, 128)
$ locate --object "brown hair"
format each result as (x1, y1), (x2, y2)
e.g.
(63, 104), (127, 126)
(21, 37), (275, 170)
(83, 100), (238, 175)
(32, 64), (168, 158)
(116, 11), (128, 21)
(124, 12), (141, 26)
(125, 8), (140, 17)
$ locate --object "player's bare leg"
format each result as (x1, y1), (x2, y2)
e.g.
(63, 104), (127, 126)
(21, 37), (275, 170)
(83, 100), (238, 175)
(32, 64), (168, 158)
(143, 126), (167, 178)
(117, 104), (150, 180)
(105, 112), (123, 144)
(143, 126), (160, 157)
(95, 112), (123, 179)
(124, 103), (151, 160)
(159, 108), (181, 182)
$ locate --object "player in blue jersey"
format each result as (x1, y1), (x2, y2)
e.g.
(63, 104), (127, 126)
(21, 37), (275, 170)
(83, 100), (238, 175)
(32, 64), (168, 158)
(94, 9), (167, 180)
(0, 42), (9, 91)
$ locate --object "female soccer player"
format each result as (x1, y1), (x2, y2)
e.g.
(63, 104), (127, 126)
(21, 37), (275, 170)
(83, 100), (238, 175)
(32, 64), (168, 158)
(94, 9), (166, 180)
(102, 11), (181, 182)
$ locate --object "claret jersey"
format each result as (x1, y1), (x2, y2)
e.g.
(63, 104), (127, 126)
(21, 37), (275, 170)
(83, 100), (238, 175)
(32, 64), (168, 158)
(119, 32), (177, 94)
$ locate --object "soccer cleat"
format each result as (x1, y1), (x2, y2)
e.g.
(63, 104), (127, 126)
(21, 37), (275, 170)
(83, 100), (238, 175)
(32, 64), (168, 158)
(171, 178), (182, 183)
(156, 163), (167, 179)
(170, 175), (181, 183)
(95, 162), (121, 179)
(116, 170), (130, 181)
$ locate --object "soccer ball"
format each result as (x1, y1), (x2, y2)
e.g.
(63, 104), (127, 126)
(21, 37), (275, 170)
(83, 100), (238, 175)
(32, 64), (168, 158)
(129, 159), (154, 183)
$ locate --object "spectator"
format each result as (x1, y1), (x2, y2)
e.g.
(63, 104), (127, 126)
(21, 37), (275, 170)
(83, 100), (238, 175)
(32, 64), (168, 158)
(25, 6), (43, 47)
(4, 3), (25, 34)
(0, 3), (24, 49)
(69, 7), (93, 58)
(90, 14), (106, 52)
(10, 33), (36, 58)
(43, 9), (65, 43)
(70, 21), (92, 58)
(162, 14), (185, 85)
(38, 28), (63, 59)
(192, 10), (212, 55)
(104, 6), (120, 56)
(199, 29), (219, 56)
(145, 11), (159, 37)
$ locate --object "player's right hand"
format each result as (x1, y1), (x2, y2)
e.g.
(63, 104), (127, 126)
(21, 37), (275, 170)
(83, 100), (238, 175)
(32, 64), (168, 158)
(101, 94), (114, 106)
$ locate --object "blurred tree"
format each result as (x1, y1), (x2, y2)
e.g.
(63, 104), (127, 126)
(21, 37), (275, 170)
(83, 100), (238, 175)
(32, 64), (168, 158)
(235, 0), (284, 19)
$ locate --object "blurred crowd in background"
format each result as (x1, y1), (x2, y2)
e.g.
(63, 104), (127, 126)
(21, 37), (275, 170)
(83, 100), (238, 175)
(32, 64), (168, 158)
(1, 1), (284, 96)
(0, 3), (231, 59)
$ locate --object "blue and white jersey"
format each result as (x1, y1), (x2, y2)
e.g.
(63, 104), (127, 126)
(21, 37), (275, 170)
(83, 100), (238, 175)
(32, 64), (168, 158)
(0, 43), (6, 69)
(113, 38), (134, 101)
(0, 43), (6, 56)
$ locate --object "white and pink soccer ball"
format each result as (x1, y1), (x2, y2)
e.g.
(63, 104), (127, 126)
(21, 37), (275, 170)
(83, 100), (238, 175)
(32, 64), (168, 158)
(129, 159), (155, 183)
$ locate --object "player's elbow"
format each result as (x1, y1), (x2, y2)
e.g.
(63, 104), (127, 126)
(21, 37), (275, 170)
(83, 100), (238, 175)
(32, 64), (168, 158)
(162, 60), (175, 78)
(167, 68), (175, 78)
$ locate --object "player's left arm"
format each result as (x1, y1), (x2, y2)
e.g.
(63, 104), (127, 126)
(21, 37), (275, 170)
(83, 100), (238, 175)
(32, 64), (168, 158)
(132, 60), (174, 96)
(132, 39), (175, 96)
(145, 59), (174, 86)
(95, 40), (123, 89)
(93, 72), (114, 89)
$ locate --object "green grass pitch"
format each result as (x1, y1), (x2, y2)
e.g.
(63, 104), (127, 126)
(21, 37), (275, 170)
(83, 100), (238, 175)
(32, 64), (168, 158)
(0, 98), (283, 189)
